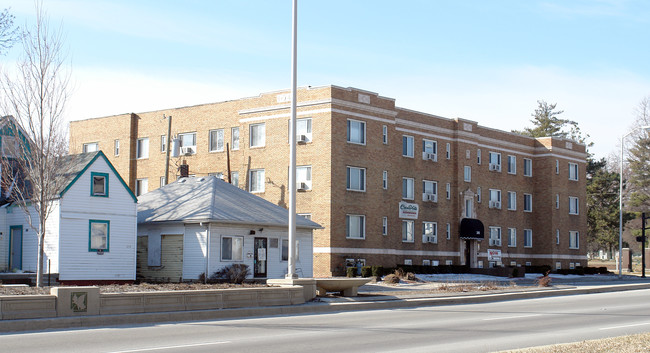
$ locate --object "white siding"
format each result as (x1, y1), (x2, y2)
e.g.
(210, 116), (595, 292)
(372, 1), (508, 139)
(3, 204), (39, 272)
(43, 201), (60, 274)
(183, 224), (207, 280)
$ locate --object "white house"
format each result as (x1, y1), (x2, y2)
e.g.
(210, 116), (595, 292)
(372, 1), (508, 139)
(0, 151), (138, 284)
(137, 176), (321, 282)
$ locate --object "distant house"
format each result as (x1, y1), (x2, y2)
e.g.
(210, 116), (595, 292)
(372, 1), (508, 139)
(0, 151), (138, 284)
(137, 176), (321, 282)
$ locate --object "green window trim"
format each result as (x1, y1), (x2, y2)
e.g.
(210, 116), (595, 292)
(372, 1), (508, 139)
(90, 172), (109, 197)
(88, 220), (110, 252)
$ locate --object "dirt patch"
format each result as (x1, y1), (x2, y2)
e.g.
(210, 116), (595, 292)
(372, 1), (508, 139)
(0, 283), (269, 296)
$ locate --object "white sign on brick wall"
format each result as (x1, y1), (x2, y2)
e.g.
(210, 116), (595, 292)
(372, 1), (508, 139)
(398, 201), (419, 219)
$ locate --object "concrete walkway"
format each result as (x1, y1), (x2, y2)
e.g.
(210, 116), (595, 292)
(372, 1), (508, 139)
(2, 276), (650, 333)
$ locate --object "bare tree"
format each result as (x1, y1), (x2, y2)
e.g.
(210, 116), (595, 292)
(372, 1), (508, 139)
(0, 8), (19, 55)
(0, 4), (69, 286)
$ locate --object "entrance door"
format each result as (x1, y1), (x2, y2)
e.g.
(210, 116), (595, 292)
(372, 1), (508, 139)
(9, 226), (23, 270)
(254, 237), (267, 278)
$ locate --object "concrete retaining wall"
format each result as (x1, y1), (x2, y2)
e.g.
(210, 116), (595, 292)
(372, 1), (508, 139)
(0, 285), (305, 320)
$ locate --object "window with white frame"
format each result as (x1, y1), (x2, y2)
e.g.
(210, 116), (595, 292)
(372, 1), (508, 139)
(83, 142), (98, 153)
(296, 166), (312, 190)
(402, 135), (414, 157)
(402, 177), (414, 199)
(556, 194), (560, 209)
(569, 163), (579, 180)
(446, 143), (451, 159)
(524, 194), (532, 212)
(464, 166), (471, 182)
(249, 169), (265, 193)
(160, 135), (167, 153)
(446, 183), (451, 200)
(423, 259), (431, 266)
(160, 176), (166, 187)
(114, 140), (120, 156)
(382, 217), (388, 235)
(508, 228), (516, 247)
(296, 118), (312, 142)
(569, 231), (579, 249)
(489, 226), (501, 246)
(556, 229), (560, 244)
(231, 171), (239, 187)
(347, 119), (365, 144)
(135, 178), (148, 196)
(347, 166), (366, 192)
(507, 191), (516, 210)
(489, 189), (501, 209)
(221, 236), (244, 261)
(383, 170), (388, 189)
(489, 152), (501, 172)
(477, 186), (482, 203)
(464, 198), (473, 218)
(422, 180), (437, 202)
(423, 222), (437, 243)
(446, 223), (451, 239)
(556, 160), (559, 174)
(136, 138), (149, 159)
(281, 238), (300, 261)
(298, 213), (311, 220)
(569, 197), (579, 215)
(382, 125), (388, 144)
(250, 123), (266, 148)
(346, 214), (365, 239)
(422, 139), (437, 161)
(402, 220), (414, 242)
(524, 229), (532, 247)
(231, 127), (239, 150)
(507, 155), (516, 174)
(477, 149), (481, 165)
(179, 132), (197, 153)
(556, 262), (562, 270)
(524, 158), (532, 177)
(209, 129), (224, 152)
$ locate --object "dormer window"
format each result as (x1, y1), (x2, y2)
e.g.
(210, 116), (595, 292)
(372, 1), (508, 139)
(91, 172), (108, 197)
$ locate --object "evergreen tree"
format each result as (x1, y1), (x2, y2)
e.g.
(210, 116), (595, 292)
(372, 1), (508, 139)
(627, 135), (650, 210)
(586, 158), (625, 255)
(514, 100), (591, 147)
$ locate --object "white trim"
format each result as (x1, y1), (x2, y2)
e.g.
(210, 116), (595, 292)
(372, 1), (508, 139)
(313, 247), (459, 257)
(239, 108), (330, 123)
(480, 252), (588, 260)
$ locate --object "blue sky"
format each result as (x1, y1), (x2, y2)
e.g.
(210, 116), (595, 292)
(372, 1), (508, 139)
(2, 0), (650, 159)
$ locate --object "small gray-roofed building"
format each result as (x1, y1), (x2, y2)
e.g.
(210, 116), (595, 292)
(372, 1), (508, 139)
(137, 176), (320, 282)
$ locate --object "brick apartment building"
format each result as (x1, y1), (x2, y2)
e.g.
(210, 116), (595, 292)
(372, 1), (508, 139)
(69, 85), (588, 277)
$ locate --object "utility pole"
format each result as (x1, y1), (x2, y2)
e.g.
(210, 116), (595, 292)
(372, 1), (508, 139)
(164, 115), (172, 186)
(638, 213), (649, 278)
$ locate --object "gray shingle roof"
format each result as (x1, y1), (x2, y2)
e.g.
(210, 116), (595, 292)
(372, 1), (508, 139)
(137, 176), (322, 229)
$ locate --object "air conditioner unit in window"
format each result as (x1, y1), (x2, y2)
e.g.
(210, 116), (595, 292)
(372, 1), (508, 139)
(489, 201), (501, 209)
(489, 239), (497, 246)
(423, 152), (437, 162)
(297, 134), (308, 144)
(489, 164), (500, 171)
(423, 193), (437, 202)
(297, 182), (309, 191)
(181, 146), (195, 155)
(427, 236), (437, 243)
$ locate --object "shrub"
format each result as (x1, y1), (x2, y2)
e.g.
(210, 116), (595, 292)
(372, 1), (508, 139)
(383, 273), (400, 284)
(394, 268), (406, 279)
(211, 264), (250, 284)
(346, 267), (357, 278)
(371, 266), (384, 278)
(360, 266), (372, 278)
(405, 272), (417, 281)
(535, 274), (552, 287)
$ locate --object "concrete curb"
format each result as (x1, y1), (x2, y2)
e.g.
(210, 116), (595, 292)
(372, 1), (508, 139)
(2, 282), (650, 333)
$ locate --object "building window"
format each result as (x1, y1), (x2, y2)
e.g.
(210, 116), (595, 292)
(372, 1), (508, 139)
(477, 149), (481, 165)
(489, 152), (501, 172)
(556, 160), (560, 174)
(477, 187), (481, 203)
(556, 194), (560, 209)
(89, 220), (109, 252)
(402, 135), (414, 158)
(463, 166), (472, 182)
(231, 171), (239, 187)
(382, 170), (388, 190)
(402, 220), (414, 243)
(281, 239), (300, 261)
(569, 197), (579, 215)
(297, 118), (312, 143)
(423, 222), (437, 243)
(346, 214), (365, 239)
(446, 183), (451, 200)
(209, 129), (224, 152)
(221, 236), (244, 261)
(489, 226), (501, 246)
(464, 198), (473, 218)
(114, 140), (120, 156)
(446, 143), (451, 159)
(136, 138), (149, 159)
(507, 191), (516, 210)
(524, 229), (532, 248)
(382, 125), (388, 144)
(422, 139), (437, 161)
(297, 166), (312, 190)
(446, 223), (451, 240)
(347, 119), (365, 145)
(489, 189), (501, 209)
(569, 163), (579, 181)
(422, 180), (437, 202)
(507, 155), (516, 174)
(83, 142), (98, 153)
(423, 259), (431, 266)
(524, 194), (532, 212)
(91, 172), (108, 197)
(347, 166), (366, 192)
(404, 259), (413, 265)
(135, 178), (148, 196)
(250, 123), (266, 148)
(524, 158), (532, 177)
(160, 176), (166, 187)
(382, 217), (388, 235)
(179, 132), (197, 154)
(402, 177), (414, 200)
(556, 229), (560, 245)
(249, 169), (265, 193)
(508, 228), (516, 247)
(231, 127), (240, 150)
(569, 231), (579, 249)
(298, 213), (311, 220)
(556, 262), (562, 270)
(160, 135), (166, 153)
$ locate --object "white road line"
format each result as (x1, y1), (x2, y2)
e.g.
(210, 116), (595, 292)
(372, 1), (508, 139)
(599, 322), (650, 331)
(106, 341), (231, 353)
(482, 314), (542, 321)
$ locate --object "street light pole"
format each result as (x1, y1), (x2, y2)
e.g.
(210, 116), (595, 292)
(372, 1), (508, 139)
(286, 0), (298, 279)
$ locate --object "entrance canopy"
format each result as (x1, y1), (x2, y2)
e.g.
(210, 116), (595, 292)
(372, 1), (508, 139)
(460, 218), (484, 239)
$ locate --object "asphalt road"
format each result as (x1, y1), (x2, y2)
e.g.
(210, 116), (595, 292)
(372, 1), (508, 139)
(2, 289), (650, 353)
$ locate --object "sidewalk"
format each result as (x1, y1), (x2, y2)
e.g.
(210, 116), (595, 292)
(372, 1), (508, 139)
(2, 276), (650, 333)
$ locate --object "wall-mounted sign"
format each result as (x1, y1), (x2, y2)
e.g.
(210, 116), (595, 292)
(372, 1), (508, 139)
(399, 201), (419, 219)
(487, 249), (501, 261)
